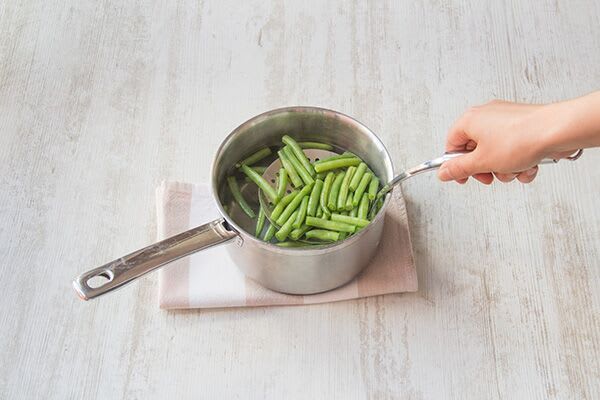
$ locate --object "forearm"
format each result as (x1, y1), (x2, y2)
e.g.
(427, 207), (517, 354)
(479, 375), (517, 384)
(545, 91), (600, 153)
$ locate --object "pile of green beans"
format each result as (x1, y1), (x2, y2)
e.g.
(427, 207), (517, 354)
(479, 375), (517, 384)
(227, 135), (384, 246)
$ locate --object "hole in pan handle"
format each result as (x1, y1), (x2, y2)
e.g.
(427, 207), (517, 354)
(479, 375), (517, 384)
(72, 218), (238, 300)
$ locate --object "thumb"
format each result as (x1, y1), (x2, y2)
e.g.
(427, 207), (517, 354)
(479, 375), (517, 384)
(438, 152), (481, 182)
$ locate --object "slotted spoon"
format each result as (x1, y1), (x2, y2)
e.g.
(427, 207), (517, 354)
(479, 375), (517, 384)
(257, 148), (338, 243)
(258, 149), (585, 224)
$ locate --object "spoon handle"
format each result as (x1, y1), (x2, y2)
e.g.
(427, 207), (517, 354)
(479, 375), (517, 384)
(379, 148), (584, 197)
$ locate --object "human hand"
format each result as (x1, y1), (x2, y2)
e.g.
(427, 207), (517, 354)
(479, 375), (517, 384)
(438, 100), (578, 184)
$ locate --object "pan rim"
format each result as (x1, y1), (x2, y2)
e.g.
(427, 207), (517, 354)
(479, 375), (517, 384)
(210, 105), (395, 254)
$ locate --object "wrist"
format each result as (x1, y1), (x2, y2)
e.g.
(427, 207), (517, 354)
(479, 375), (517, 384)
(538, 101), (578, 155)
(542, 91), (600, 154)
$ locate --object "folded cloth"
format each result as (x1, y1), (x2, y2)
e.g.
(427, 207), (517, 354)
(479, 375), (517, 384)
(157, 181), (417, 309)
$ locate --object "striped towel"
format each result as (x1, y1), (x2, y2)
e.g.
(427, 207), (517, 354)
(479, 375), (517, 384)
(157, 181), (417, 309)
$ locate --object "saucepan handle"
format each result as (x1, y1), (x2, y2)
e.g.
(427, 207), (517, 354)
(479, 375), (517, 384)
(73, 218), (238, 300)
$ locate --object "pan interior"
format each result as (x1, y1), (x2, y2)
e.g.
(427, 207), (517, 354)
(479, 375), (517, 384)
(213, 108), (395, 239)
(222, 148), (338, 240)
(258, 149), (337, 218)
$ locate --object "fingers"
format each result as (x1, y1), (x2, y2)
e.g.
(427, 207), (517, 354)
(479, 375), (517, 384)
(465, 140), (477, 151)
(443, 168), (539, 184)
(445, 128), (470, 152)
(473, 173), (494, 185)
(516, 166), (538, 183)
(446, 113), (473, 151)
(438, 151), (481, 182)
(438, 165), (538, 185)
(494, 172), (517, 183)
(493, 169), (538, 184)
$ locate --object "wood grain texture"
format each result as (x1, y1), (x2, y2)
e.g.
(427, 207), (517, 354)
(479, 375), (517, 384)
(1, 1), (599, 398)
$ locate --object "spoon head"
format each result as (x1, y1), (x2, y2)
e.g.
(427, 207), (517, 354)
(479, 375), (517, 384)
(258, 148), (338, 218)
(257, 148), (338, 243)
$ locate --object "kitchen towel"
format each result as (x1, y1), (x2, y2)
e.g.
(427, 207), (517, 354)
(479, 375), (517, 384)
(157, 181), (417, 309)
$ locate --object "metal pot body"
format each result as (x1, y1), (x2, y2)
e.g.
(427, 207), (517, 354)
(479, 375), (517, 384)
(212, 107), (394, 294)
(227, 218), (385, 294)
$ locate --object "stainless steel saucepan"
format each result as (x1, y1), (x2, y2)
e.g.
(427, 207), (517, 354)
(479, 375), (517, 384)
(73, 106), (582, 300)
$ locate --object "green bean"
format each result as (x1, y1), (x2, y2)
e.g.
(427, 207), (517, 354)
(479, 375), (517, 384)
(255, 206), (266, 236)
(320, 172), (334, 215)
(349, 162), (367, 192)
(227, 176), (255, 218)
(368, 197), (384, 220)
(345, 195), (354, 211)
(352, 172), (372, 207)
(316, 206), (323, 218)
(298, 141), (334, 150)
(263, 224), (276, 241)
(327, 171), (345, 211)
(271, 191), (299, 223)
(306, 216), (355, 233)
(240, 164), (279, 204)
(276, 241), (311, 247)
(337, 166), (355, 210)
(276, 168), (288, 199)
(282, 135), (315, 177)
(243, 166), (268, 184)
(377, 197), (384, 211)
(307, 179), (323, 216)
(278, 150), (303, 188)
(235, 147), (272, 168)
(314, 157), (361, 173)
(314, 153), (357, 166)
(244, 167), (268, 184)
(331, 213), (370, 228)
(232, 136), (387, 245)
(275, 210), (299, 241)
(305, 229), (339, 242)
(283, 146), (314, 185)
(290, 224), (311, 241)
(276, 183), (314, 226)
(367, 176), (379, 200)
(358, 193), (369, 220)
(293, 197), (309, 229)
(346, 166), (357, 185)
(372, 184), (388, 207)
(368, 206), (376, 221)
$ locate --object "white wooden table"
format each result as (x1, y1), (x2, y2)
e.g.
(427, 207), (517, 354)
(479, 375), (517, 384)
(1, 1), (599, 398)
